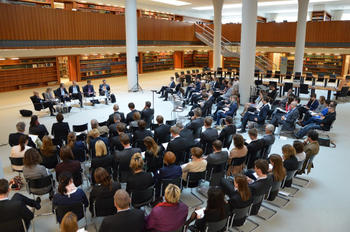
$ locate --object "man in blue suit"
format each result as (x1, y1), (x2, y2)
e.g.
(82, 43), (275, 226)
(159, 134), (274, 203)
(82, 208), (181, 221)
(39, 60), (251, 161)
(82, 80), (96, 97)
(99, 79), (111, 97)
(239, 97), (270, 133)
(158, 77), (175, 98)
(214, 95), (238, 125)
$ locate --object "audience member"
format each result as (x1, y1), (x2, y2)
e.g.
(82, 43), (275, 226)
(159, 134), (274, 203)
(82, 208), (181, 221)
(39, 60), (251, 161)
(218, 116), (236, 148)
(299, 130), (320, 174)
(293, 140), (306, 162)
(67, 132), (87, 162)
(267, 154), (286, 200)
(40, 135), (59, 169)
(133, 120), (153, 151)
(156, 151), (182, 187)
(271, 101), (299, 131)
(181, 147), (207, 181)
(177, 122), (195, 149)
(107, 104), (125, 125)
(108, 113), (121, 137)
(158, 76), (176, 100)
(246, 128), (265, 169)
(214, 95), (238, 125)
(154, 115), (171, 144)
(29, 115), (49, 140)
(200, 117), (218, 155)
(91, 140), (116, 183)
(68, 81), (83, 108)
(31, 91), (56, 116)
(261, 124), (275, 159)
(43, 87), (57, 104)
(298, 93), (319, 119)
(227, 134), (248, 176)
(9, 122), (36, 148)
(55, 146), (82, 187)
(185, 108), (204, 139)
(144, 136), (164, 173)
(166, 126), (187, 164)
(141, 101), (154, 128)
(281, 144), (299, 187)
(82, 80), (96, 97)
(10, 134), (30, 171)
(51, 113), (70, 146)
(88, 128), (109, 158)
(90, 119), (109, 137)
(60, 212), (85, 232)
(126, 102), (139, 125)
(130, 111), (141, 128)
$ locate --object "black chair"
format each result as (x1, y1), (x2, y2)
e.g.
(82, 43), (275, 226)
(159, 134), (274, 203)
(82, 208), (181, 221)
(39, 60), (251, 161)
(180, 71), (185, 76)
(284, 71), (292, 80)
(73, 123), (88, 141)
(26, 176), (54, 215)
(92, 196), (117, 217)
(250, 194), (265, 216)
(205, 217), (230, 232)
(185, 75), (192, 85)
(334, 87), (349, 100)
(265, 70), (272, 79)
(184, 171), (206, 207)
(305, 72), (313, 81)
(229, 204), (259, 230)
(294, 72), (301, 81)
(274, 71), (281, 82)
(260, 144), (272, 160)
(54, 202), (87, 226)
(280, 170), (299, 197)
(222, 133), (233, 150)
(317, 73), (325, 84)
(9, 157), (24, 177)
(254, 69), (260, 78)
(29, 96), (46, 113)
(0, 218), (27, 232)
(255, 80), (263, 86)
(225, 67), (233, 78)
(283, 82), (293, 95)
(327, 74), (337, 85)
(206, 163), (226, 186)
(186, 70), (191, 75)
(160, 178), (182, 196)
(131, 185), (155, 209)
(216, 67), (223, 78)
(98, 121), (108, 127)
(299, 83), (309, 95)
(166, 119), (177, 126)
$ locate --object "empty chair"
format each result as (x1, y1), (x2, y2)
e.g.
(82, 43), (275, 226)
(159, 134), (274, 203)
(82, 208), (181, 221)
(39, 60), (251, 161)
(150, 123), (159, 131)
(130, 185), (155, 209)
(294, 72), (301, 82)
(299, 83), (309, 95)
(284, 71), (292, 80)
(98, 121), (108, 127)
(316, 73), (325, 85)
(305, 72), (313, 81)
(225, 67), (233, 78)
(283, 82), (293, 95)
(274, 71), (281, 82)
(265, 70), (272, 79)
(26, 176), (54, 215)
(334, 87), (349, 100)
(184, 171), (206, 207)
(72, 123), (88, 141)
(216, 67), (223, 78)
(327, 74), (337, 86)
(254, 69), (260, 78)
(229, 204), (259, 230)
(185, 75), (192, 85)
(160, 178), (182, 196)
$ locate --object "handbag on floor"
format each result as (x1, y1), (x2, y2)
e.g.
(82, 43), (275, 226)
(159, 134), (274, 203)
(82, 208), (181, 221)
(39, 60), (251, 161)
(19, 109), (32, 117)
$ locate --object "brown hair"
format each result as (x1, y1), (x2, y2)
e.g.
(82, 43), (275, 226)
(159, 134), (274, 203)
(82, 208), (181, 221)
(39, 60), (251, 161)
(254, 159), (269, 174)
(129, 153), (144, 172)
(23, 148), (42, 167)
(133, 111), (141, 121)
(56, 113), (64, 123)
(116, 123), (126, 133)
(156, 115), (164, 124)
(144, 136), (159, 158)
(18, 134), (28, 152)
(282, 144), (296, 160)
(293, 140), (304, 153)
(269, 154), (286, 182)
(119, 133), (130, 145)
(40, 135), (56, 157)
(60, 145), (74, 161)
(137, 120), (146, 130)
(233, 134), (244, 149)
(319, 96), (326, 105)
(60, 212), (78, 232)
(67, 132), (76, 149)
(170, 126), (180, 135)
(190, 147), (203, 159)
(204, 116), (213, 126)
(163, 151), (176, 165)
(0, 179), (9, 194)
(234, 174), (251, 201)
(94, 167), (113, 190)
(248, 128), (258, 138)
(212, 140), (222, 151)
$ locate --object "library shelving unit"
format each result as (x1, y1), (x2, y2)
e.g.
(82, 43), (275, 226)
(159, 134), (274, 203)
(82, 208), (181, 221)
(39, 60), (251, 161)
(58, 56), (69, 79)
(139, 10), (175, 20)
(7, 0), (53, 8)
(141, 52), (174, 73)
(75, 3), (125, 15)
(79, 54), (126, 81)
(311, 11), (331, 21)
(0, 57), (59, 92)
(184, 51), (194, 68)
(223, 57), (240, 69)
(193, 51), (209, 67)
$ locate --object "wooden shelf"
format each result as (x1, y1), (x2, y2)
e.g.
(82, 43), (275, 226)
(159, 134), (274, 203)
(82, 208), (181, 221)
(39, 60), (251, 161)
(223, 57), (240, 69)
(193, 51), (209, 67)
(139, 10), (175, 21)
(311, 11), (331, 22)
(142, 51), (174, 72)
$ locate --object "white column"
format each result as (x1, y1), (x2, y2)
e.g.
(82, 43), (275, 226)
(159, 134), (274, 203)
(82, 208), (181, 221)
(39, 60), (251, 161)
(239, 0), (258, 104)
(332, 10), (343, 20)
(293, 0), (309, 74)
(125, 0), (138, 91)
(212, 0), (224, 71)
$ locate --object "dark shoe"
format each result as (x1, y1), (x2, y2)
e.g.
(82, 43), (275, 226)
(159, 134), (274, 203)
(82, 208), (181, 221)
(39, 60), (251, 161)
(35, 197), (41, 210)
(188, 225), (200, 232)
(238, 129), (246, 133)
(163, 99), (167, 101)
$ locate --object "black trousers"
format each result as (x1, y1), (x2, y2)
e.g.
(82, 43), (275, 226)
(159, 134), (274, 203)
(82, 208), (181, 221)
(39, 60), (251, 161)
(71, 93), (83, 107)
(42, 101), (55, 115)
(12, 193), (36, 229)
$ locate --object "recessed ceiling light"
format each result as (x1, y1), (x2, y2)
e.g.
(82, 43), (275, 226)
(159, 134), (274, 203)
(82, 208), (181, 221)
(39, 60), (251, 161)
(151, 0), (191, 7)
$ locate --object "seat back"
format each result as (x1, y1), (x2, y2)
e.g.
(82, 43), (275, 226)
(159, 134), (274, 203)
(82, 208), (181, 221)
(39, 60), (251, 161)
(300, 84), (309, 94)
(193, 126), (202, 139)
(187, 70), (191, 74)
(338, 87), (350, 97)
(185, 75), (192, 83)
(0, 218), (27, 232)
(231, 205), (251, 227)
(94, 196), (117, 217)
(27, 175), (53, 195)
(73, 123), (88, 133)
(222, 133), (233, 150)
(30, 96), (43, 111)
(166, 120), (177, 126)
(186, 171), (206, 188)
(297, 160), (304, 171)
(294, 72), (301, 81)
(317, 73), (325, 83)
(160, 178), (182, 196)
(98, 121), (108, 127)
(282, 169), (298, 187)
(131, 185), (154, 208)
(305, 72), (313, 81)
(283, 82), (293, 93)
(206, 217), (228, 232)
(9, 157), (24, 171)
(265, 70), (272, 78)
(150, 123), (159, 131)
(231, 156), (246, 166)
(55, 202), (85, 223)
(274, 71), (281, 80)
(285, 71), (292, 80)
(260, 144), (272, 160)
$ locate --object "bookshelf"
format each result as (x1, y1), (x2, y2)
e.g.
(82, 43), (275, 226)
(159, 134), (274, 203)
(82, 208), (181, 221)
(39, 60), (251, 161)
(75, 3), (125, 15)
(7, 0), (53, 8)
(193, 51), (209, 67)
(58, 56), (68, 79)
(142, 52), (174, 73)
(139, 10), (175, 21)
(311, 11), (331, 21)
(223, 57), (240, 69)
(184, 51), (194, 68)
(0, 57), (58, 92)
(79, 54), (126, 80)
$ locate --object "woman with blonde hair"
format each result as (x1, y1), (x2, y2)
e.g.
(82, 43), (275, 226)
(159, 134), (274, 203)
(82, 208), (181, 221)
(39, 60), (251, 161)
(40, 135), (59, 169)
(126, 153), (154, 195)
(281, 144), (299, 187)
(91, 140), (115, 184)
(146, 184), (188, 231)
(144, 136), (164, 173)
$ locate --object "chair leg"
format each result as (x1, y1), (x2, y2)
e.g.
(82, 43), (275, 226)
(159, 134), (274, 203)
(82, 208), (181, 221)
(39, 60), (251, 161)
(190, 188), (204, 208)
(293, 176), (310, 188)
(263, 195), (290, 208)
(255, 204), (277, 220)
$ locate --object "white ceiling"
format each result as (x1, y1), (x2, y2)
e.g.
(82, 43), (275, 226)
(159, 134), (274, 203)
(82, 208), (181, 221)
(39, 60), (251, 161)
(84, 0), (350, 22)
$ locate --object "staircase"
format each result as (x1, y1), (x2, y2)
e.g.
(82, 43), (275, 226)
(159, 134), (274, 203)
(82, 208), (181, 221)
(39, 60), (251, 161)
(194, 23), (277, 73)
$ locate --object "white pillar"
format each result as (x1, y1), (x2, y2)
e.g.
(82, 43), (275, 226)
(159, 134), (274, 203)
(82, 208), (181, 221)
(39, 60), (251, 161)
(239, 0), (258, 104)
(332, 10), (343, 20)
(293, 0), (309, 74)
(212, 0), (224, 71)
(125, 0), (138, 91)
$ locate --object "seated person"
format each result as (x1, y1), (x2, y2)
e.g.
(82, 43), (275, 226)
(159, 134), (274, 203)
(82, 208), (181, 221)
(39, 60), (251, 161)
(55, 146), (82, 187)
(51, 113), (70, 146)
(200, 117), (218, 155)
(214, 95), (238, 125)
(298, 93), (319, 119)
(281, 144), (299, 187)
(43, 87), (58, 104)
(261, 124), (275, 159)
(126, 102), (140, 125)
(239, 96), (270, 133)
(89, 167), (121, 216)
(154, 115), (171, 144)
(181, 147), (207, 181)
(68, 81), (83, 108)
(293, 140), (306, 162)
(299, 130), (320, 174)
(40, 136), (60, 169)
(185, 78), (201, 100)
(246, 129), (265, 169)
(158, 76), (176, 100)
(267, 84), (278, 101)
(266, 154), (286, 201)
(271, 101), (299, 132)
(185, 108), (204, 139)
(240, 90), (265, 116)
(141, 101), (154, 128)
(110, 123), (130, 153)
(206, 140), (228, 185)
(129, 111), (141, 128)
(166, 126), (187, 164)
(270, 95), (294, 121)
(295, 102), (336, 139)
(107, 104), (125, 125)
(9, 122), (36, 148)
(29, 115), (49, 140)
(56, 83), (71, 103)
(108, 111), (122, 138)
(144, 136), (164, 174)
(67, 132), (87, 162)
(91, 140), (116, 183)
(132, 120), (153, 151)
(186, 187), (231, 232)
(60, 212), (84, 232)
(90, 119), (109, 137)
(218, 116), (236, 147)
(99, 79), (111, 97)
(146, 184), (188, 232)
(31, 91), (55, 116)
(88, 129), (109, 159)
(0, 178), (41, 230)
(300, 100), (331, 126)
(10, 135), (30, 171)
(99, 189), (145, 232)
(82, 80), (96, 97)
(227, 134), (247, 176)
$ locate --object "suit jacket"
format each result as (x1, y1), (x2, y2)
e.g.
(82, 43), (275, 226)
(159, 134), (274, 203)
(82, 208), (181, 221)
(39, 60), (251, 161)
(249, 175), (273, 196)
(126, 171), (154, 193)
(304, 141), (320, 158)
(246, 139), (265, 169)
(318, 111), (336, 131)
(154, 124), (171, 144)
(9, 132), (36, 148)
(169, 81), (176, 88)
(179, 128), (195, 148)
(99, 209), (145, 232)
(68, 85), (81, 94)
(55, 87), (68, 98)
(207, 150), (228, 165)
(262, 134), (275, 147)
(115, 147), (142, 173)
(185, 117), (204, 138)
(257, 104), (270, 123)
(226, 102), (238, 116)
(133, 129), (153, 149)
(282, 108), (299, 131)
(283, 156), (299, 171)
(218, 125), (236, 147)
(91, 155), (117, 182)
(126, 109), (139, 125)
(29, 124), (49, 140)
(228, 191), (253, 210)
(99, 84), (110, 92)
(108, 111), (126, 125)
(200, 128), (218, 155)
(0, 198), (34, 230)
(166, 136), (187, 164)
(306, 99), (319, 111)
(141, 108), (154, 127)
(82, 85), (95, 95)
(31, 95), (45, 104)
(51, 122), (70, 143)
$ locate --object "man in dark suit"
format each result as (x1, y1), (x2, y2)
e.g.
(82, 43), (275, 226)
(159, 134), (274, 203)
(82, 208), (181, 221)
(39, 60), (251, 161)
(99, 189), (145, 232)
(0, 179), (41, 230)
(126, 102), (140, 125)
(107, 104), (125, 125)
(99, 79), (111, 97)
(115, 133), (141, 182)
(68, 81), (83, 107)
(9, 122), (36, 148)
(82, 80), (96, 97)
(185, 108), (204, 139)
(154, 115), (170, 144)
(246, 129), (265, 169)
(51, 113), (70, 146)
(110, 123), (132, 153)
(261, 124), (275, 159)
(239, 97), (270, 133)
(218, 116), (236, 149)
(141, 101), (154, 128)
(31, 91), (55, 116)
(158, 76), (175, 98)
(177, 122), (195, 149)
(200, 117), (218, 155)
(214, 95), (238, 125)
(166, 126), (187, 164)
(206, 140), (228, 166)
(271, 101), (299, 132)
(56, 83), (70, 103)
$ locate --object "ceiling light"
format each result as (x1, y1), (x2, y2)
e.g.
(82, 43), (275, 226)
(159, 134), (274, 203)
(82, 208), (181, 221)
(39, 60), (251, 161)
(10, 58), (19, 60)
(151, 0), (191, 7)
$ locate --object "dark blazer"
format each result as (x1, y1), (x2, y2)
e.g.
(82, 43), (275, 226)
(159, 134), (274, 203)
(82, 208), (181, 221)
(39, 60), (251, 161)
(99, 209), (145, 232)
(55, 87), (69, 98)
(51, 122), (70, 144)
(126, 109), (139, 125)
(154, 124), (171, 144)
(0, 197), (34, 230)
(249, 175), (273, 196)
(89, 181), (121, 215)
(246, 139), (265, 169)
(126, 171), (154, 194)
(91, 155), (117, 183)
(53, 188), (88, 208)
(169, 81), (176, 89)
(133, 129), (154, 151)
(257, 104), (270, 123)
(9, 132), (36, 148)
(115, 147), (142, 181)
(71, 141), (87, 162)
(29, 124), (49, 140)
(108, 112), (126, 125)
(179, 128), (195, 148)
(262, 134), (275, 147)
(82, 85), (95, 95)
(206, 151), (228, 166)
(200, 128), (218, 155)
(306, 99), (319, 111)
(283, 155), (299, 171)
(218, 125), (236, 148)
(99, 84), (110, 94)
(318, 111), (336, 131)
(281, 108), (299, 131)
(228, 190), (253, 210)
(185, 117), (204, 138)
(158, 164), (182, 180)
(166, 136), (187, 164)
(141, 108), (154, 127)
(108, 123), (119, 137)
(68, 85), (81, 94)
(226, 102), (238, 116)
(55, 160), (82, 186)
(145, 145), (164, 173)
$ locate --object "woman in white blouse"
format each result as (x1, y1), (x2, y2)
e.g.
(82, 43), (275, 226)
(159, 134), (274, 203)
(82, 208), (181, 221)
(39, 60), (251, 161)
(10, 134), (30, 171)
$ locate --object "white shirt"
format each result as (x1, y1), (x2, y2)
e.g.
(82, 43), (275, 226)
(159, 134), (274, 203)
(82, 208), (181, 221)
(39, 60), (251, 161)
(10, 145), (30, 171)
(295, 152), (306, 162)
(72, 86), (78, 94)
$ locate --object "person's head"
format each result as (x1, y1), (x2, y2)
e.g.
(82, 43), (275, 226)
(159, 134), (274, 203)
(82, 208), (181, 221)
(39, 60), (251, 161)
(248, 128), (258, 140)
(175, 122), (184, 130)
(282, 144), (296, 160)
(87, 80), (91, 85)
(24, 148), (42, 167)
(130, 153), (144, 173)
(113, 113), (121, 123)
(56, 113), (64, 123)
(113, 104), (119, 112)
(58, 172), (73, 195)
(170, 125), (180, 137)
(319, 96), (326, 105)
(128, 102), (135, 110)
(94, 167), (112, 189)
(144, 136), (159, 157)
(225, 116), (233, 125)
(254, 159), (269, 176)
(190, 147), (203, 160)
(265, 124), (275, 135)
(164, 184), (181, 204)
(33, 91), (39, 97)
(116, 123), (126, 133)
(193, 108), (202, 118)
(102, 79), (106, 85)
(60, 212), (78, 232)
(72, 81), (77, 86)
(18, 134), (29, 152)
(234, 174), (251, 201)
(269, 154), (286, 182)
(163, 151), (176, 166)
(67, 132), (76, 148)
(90, 119), (99, 129)
(145, 101), (151, 108)
(60, 83), (65, 88)
(95, 140), (107, 157)
(137, 120), (146, 130)
(212, 140), (222, 152)
(204, 116), (213, 128)
(16, 121), (26, 132)
(328, 103), (336, 113)
(294, 96), (301, 104)
(89, 129), (100, 139)
(269, 84), (276, 90)
(30, 115), (38, 127)
(310, 93), (317, 101)
(60, 145), (74, 161)
(170, 76), (174, 81)
(287, 95), (294, 105)
(293, 140), (304, 154)
(133, 112), (141, 121)
(307, 130), (319, 142)
(41, 135), (55, 154)
(206, 187), (225, 217)
(119, 133), (130, 146)
(290, 101), (297, 109)
(46, 88), (52, 93)
(156, 115), (164, 124)
(114, 189), (130, 211)
(233, 134), (244, 149)
(0, 179), (9, 198)
(202, 94), (209, 100)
